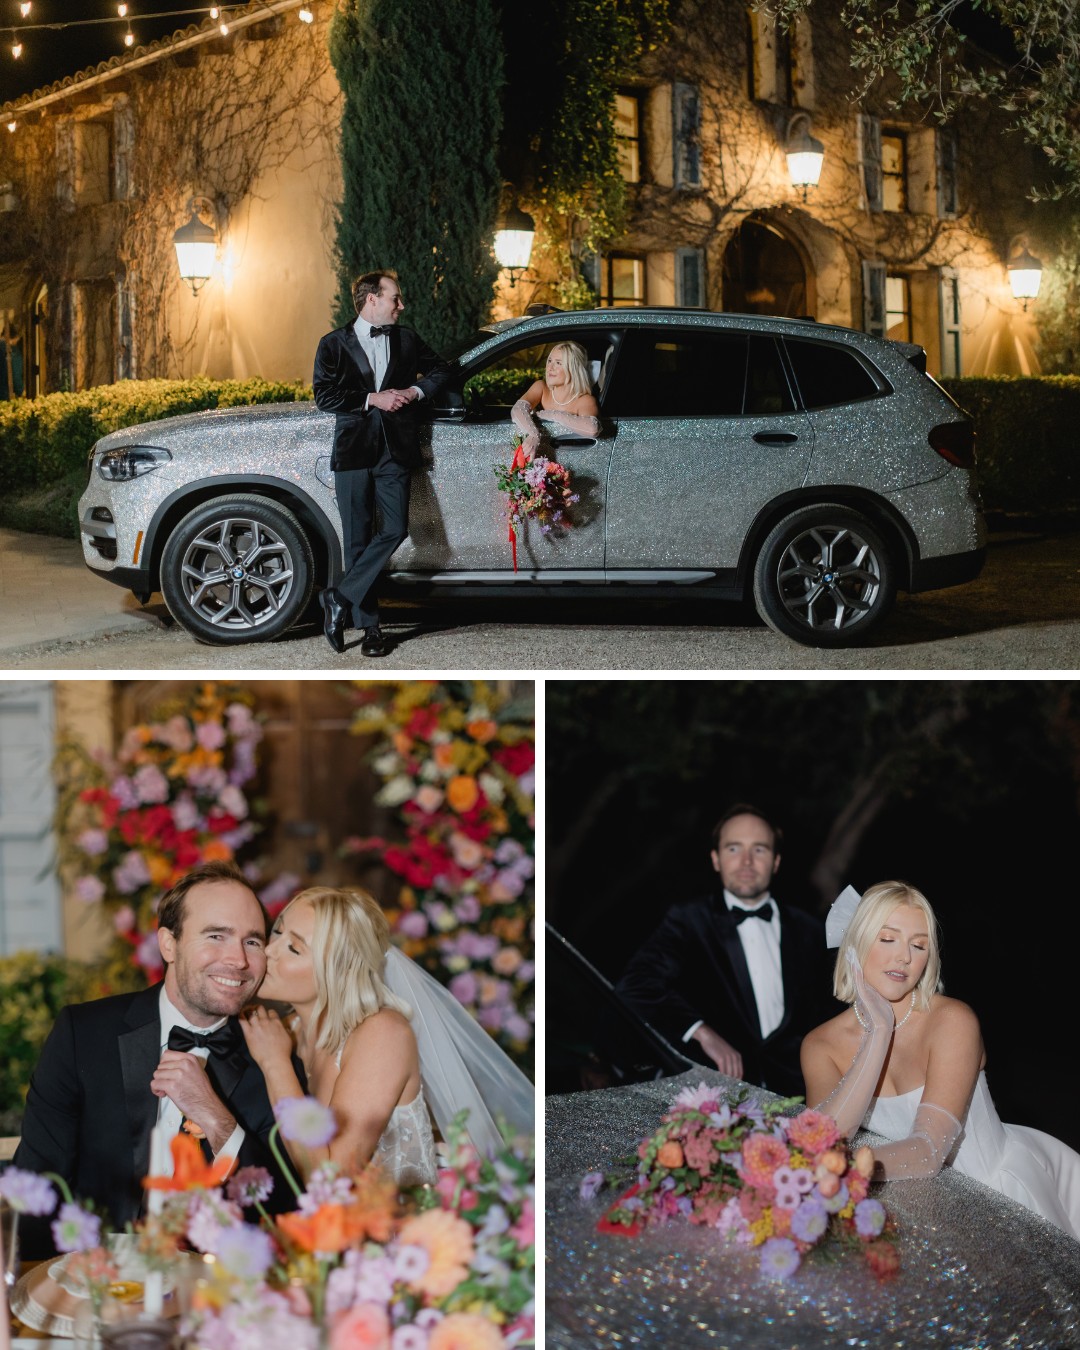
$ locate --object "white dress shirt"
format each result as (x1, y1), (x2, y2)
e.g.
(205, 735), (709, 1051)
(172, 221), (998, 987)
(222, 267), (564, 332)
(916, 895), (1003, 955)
(683, 890), (785, 1043)
(353, 316), (424, 407)
(156, 986), (244, 1175)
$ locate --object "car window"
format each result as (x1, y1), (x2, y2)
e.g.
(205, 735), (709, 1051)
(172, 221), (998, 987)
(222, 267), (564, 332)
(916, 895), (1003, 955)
(461, 334), (614, 418)
(607, 330), (753, 417)
(745, 336), (795, 415)
(784, 339), (884, 409)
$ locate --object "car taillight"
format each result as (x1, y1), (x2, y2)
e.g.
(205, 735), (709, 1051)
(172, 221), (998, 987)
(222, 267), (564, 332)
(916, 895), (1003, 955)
(928, 420), (975, 469)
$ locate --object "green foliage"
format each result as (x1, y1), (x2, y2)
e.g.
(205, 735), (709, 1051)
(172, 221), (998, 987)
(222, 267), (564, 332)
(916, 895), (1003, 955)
(0, 376), (310, 497)
(0, 951), (109, 1122)
(463, 366), (543, 411)
(942, 375), (1080, 511)
(328, 0), (504, 351)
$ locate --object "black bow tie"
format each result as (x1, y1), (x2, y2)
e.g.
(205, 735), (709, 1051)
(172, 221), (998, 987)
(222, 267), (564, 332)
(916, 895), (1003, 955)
(368, 325), (393, 337)
(168, 1022), (239, 1057)
(731, 902), (774, 926)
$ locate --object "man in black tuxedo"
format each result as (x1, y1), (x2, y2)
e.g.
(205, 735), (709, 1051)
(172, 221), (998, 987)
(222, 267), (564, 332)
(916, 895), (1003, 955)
(615, 805), (836, 1098)
(13, 861), (299, 1255)
(313, 270), (453, 658)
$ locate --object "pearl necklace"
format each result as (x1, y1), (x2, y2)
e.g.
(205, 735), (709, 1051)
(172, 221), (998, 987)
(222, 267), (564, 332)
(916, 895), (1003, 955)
(854, 989), (915, 1031)
(548, 382), (576, 406)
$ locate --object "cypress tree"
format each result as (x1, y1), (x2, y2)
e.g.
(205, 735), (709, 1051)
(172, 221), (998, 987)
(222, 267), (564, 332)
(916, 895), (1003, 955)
(329, 0), (503, 351)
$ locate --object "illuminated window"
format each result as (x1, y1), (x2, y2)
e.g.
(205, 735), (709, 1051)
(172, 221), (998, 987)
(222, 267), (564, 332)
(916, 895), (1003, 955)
(881, 131), (908, 212)
(940, 269), (961, 376)
(600, 255), (646, 307)
(885, 274), (911, 342)
(615, 92), (642, 184)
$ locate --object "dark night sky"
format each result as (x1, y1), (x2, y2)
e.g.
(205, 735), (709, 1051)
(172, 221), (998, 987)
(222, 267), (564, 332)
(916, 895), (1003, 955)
(1, 1), (220, 103)
(547, 680), (1080, 1155)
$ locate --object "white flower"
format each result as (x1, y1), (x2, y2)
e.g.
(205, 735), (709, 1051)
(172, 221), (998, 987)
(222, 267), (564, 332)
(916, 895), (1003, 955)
(375, 775), (416, 807)
(479, 772), (505, 804)
(373, 752), (401, 776)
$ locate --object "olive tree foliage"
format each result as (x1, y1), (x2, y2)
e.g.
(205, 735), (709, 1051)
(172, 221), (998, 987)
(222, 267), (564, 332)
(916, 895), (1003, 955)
(328, 0), (504, 348)
(766, 0), (1080, 200)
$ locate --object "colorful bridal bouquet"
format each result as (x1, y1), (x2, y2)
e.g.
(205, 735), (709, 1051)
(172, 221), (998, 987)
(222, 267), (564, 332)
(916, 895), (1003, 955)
(344, 682), (535, 1067)
(582, 1084), (899, 1281)
(494, 438), (578, 571)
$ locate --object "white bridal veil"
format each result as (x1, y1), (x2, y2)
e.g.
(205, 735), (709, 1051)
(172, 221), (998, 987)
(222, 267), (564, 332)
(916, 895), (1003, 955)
(384, 947), (535, 1157)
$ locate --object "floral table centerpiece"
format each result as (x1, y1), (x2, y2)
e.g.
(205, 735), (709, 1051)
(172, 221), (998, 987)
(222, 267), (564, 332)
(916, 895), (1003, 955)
(582, 1082), (899, 1281)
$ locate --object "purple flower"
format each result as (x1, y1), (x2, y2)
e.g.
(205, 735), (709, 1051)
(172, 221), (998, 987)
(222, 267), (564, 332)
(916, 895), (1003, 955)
(226, 703), (258, 736)
(672, 1083), (720, 1113)
(226, 1167), (273, 1207)
(790, 1196), (829, 1243)
(133, 764), (170, 804)
(391, 1327), (429, 1350)
(774, 1185), (801, 1211)
(134, 933), (163, 975)
(449, 971), (478, 1006)
(297, 1163), (353, 1214)
(759, 1236), (801, 1280)
(215, 1224), (275, 1280)
(110, 776), (139, 810)
(453, 896), (482, 924)
(708, 1105), (734, 1129)
(579, 1172), (605, 1202)
(171, 795), (201, 831)
(51, 1203), (100, 1253)
(186, 1193), (243, 1252)
(398, 911), (429, 939)
(414, 1309), (444, 1331)
(112, 850), (151, 895)
(196, 721), (227, 751)
(0, 1168), (56, 1216)
(76, 828), (109, 856)
(275, 1096), (337, 1148)
(257, 873), (301, 910)
(74, 876), (106, 904)
(503, 1014), (533, 1042)
(820, 1179), (850, 1214)
(217, 785), (248, 819)
(393, 1243), (431, 1282)
(854, 1197), (886, 1238)
(517, 961), (536, 984)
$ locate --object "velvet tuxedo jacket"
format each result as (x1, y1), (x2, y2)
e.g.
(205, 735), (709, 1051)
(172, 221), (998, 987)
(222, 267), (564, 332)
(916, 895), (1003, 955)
(12, 983), (301, 1255)
(615, 892), (839, 1098)
(312, 322), (454, 471)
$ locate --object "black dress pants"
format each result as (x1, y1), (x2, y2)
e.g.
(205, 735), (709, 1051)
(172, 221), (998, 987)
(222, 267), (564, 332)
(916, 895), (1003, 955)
(333, 445), (410, 628)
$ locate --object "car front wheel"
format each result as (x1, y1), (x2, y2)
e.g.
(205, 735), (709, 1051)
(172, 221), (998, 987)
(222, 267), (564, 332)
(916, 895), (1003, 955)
(752, 504), (896, 647)
(160, 494), (315, 645)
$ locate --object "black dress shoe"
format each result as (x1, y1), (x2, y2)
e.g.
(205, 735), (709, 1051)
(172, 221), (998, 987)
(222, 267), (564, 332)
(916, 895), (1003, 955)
(360, 625), (388, 658)
(318, 588), (349, 654)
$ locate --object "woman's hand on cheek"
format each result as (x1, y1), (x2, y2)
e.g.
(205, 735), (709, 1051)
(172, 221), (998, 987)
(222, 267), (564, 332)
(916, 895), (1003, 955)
(240, 1005), (294, 1067)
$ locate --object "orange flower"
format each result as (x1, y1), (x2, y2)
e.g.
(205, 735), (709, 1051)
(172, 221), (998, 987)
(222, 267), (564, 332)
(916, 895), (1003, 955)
(143, 1132), (234, 1192)
(329, 1301), (391, 1350)
(277, 1202), (369, 1254)
(466, 719), (498, 744)
(392, 730), (413, 756)
(446, 775), (479, 813)
(429, 1313), (505, 1350)
(657, 1141), (685, 1169)
(146, 852), (173, 886)
(434, 743), (458, 771)
(397, 1208), (475, 1298)
(201, 839), (234, 862)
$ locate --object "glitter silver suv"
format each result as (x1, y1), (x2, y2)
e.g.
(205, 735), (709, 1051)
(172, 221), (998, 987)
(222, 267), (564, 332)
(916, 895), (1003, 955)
(77, 308), (985, 648)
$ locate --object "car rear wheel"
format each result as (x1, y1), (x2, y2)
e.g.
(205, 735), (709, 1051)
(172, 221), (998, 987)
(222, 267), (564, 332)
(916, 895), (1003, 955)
(752, 504), (896, 647)
(160, 494), (314, 645)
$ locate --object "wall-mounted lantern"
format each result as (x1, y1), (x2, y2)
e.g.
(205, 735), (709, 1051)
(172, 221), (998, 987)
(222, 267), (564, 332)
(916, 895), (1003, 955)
(1007, 238), (1043, 310)
(494, 203), (535, 287)
(785, 113), (824, 203)
(173, 198), (218, 295)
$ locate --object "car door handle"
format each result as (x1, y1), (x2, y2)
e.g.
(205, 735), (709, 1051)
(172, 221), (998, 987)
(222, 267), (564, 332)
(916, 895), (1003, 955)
(752, 431), (799, 445)
(549, 437), (596, 447)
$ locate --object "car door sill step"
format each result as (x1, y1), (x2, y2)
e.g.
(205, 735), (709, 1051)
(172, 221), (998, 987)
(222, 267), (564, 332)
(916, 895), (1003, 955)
(386, 569), (717, 584)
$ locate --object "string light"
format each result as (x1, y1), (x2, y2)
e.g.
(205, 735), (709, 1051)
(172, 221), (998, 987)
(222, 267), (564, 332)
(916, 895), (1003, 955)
(298, 6), (313, 20)
(117, 3), (128, 15)
(11, 39), (22, 58)
(6, 120), (16, 133)
(218, 20), (228, 34)
(19, 2), (31, 16)
(124, 27), (134, 46)
(209, 5), (219, 16)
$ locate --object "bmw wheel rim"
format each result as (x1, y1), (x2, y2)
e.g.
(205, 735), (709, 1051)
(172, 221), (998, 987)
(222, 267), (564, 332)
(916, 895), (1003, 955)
(178, 516), (295, 630)
(775, 525), (882, 632)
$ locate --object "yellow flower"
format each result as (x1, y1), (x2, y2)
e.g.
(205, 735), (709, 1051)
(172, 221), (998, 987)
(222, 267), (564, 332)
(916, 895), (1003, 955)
(397, 1209), (475, 1299)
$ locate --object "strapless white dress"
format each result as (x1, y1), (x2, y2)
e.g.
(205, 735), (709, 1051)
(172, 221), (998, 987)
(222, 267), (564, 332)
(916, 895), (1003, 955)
(370, 1088), (438, 1187)
(863, 1070), (1080, 1242)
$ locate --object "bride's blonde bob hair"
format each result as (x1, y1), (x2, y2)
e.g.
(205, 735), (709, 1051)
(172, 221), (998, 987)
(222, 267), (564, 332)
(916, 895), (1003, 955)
(545, 341), (593, 402)
(833, 880), (943, 1013)
(279, 886), (412, 1052)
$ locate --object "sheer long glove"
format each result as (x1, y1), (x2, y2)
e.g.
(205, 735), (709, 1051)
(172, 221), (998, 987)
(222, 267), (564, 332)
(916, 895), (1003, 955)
(871, 1102), (962, 1179)
(813, 952), (895, 1139)
(536, 408), (601, 437)
(510, 399), (541, 455)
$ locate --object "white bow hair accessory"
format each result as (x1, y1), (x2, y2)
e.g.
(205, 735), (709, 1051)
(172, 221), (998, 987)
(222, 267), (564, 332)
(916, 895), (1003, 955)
(825, 884), (863, 949)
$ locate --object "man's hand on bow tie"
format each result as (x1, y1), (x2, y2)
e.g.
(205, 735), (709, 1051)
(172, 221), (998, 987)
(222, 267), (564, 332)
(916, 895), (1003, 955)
(368, 388), (412, 412)
(151, 1050), (236, 1154)
(690, 1023), (744, 1079)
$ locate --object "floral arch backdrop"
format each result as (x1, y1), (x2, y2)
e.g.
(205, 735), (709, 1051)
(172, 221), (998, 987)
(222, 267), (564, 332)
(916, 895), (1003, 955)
(57, 680), (535, 1072)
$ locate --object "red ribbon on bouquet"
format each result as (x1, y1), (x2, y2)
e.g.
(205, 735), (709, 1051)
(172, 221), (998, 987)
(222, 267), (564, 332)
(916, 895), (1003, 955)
(508, 441), (529, 573)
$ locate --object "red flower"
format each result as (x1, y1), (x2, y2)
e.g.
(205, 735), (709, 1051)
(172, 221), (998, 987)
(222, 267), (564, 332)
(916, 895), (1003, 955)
(493, 743), (534, 776)
(406, 706), (442, 739)
(207, 811), (239, 835)
(864, 1239), (901, 1279)
(597, 1184), (645, 1237)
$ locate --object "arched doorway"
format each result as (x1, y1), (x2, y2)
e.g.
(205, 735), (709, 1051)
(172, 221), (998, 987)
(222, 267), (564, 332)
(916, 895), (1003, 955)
(722, 218), (810, 317)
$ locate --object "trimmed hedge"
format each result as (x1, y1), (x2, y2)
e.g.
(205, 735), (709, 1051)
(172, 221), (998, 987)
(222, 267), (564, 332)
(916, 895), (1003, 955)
(0, 377), (311, 495)
(941, 376), (1080, 514)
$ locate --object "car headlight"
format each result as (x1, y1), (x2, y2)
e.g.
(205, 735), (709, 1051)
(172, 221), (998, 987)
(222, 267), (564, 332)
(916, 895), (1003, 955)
(96, 445), (172, 481)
